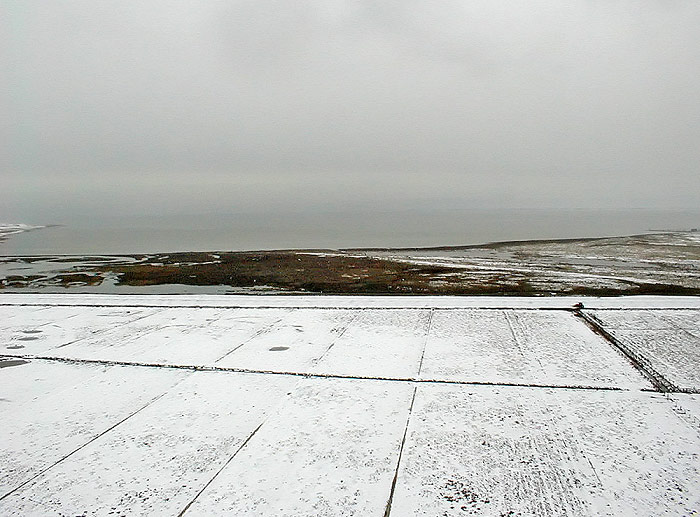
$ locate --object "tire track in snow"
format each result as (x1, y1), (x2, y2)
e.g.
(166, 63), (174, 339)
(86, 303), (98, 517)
(504, 309), (546, 373)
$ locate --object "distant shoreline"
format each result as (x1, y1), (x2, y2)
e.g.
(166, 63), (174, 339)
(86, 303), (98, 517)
(1, 227), (695, 258)
(1, 232), (698, 296)
(3, 208), (699, 255)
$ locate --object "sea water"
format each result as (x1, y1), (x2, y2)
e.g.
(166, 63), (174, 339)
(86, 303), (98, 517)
(1, 208), (699, 255)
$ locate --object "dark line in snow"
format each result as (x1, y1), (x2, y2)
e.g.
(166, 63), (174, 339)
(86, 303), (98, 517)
(504, 309), (545, 372)
(0, 352), (670, 392)
(384, 385), (418, 517)
(177, 420), (267, 516)
(415, 309), (434, 378)
(0, 375), (190, 502)
(3, 301), (699, 311)
(582, 307), (698, 311)
(0, 302), (596, 311)
(575, 310), (677, 393)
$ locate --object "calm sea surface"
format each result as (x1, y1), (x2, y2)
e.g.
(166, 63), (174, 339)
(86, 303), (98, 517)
(2, 209), (699, 256)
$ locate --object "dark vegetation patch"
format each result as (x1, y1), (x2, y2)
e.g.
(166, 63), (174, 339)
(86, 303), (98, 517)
(78, 251), (700, 296)
(100, 252), (472, 294)
(48, 256), (126, 263)
(53, 273), (104, 286)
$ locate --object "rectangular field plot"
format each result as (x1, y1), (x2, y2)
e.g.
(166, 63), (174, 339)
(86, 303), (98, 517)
(0, 358), (108, 407)
(2, 299), (699, 516)
(390, 385), (700, 517)
(3, 306), (162, 356)
(0, 371), (297, 516)
(186, 377), (414, 516)
(589, 309), (700, 332)
(47, 308), (291, 366)
(0, 362), (187, 499)
(310, 309), (432, 378)
(1, 305), (91, 336)
(587, 309), (700, 391)
(215, 309), (356, 372)
(670, 394), (700, 428)
(419, 310), (649, 389)
(105, 307), (292, 367)
(0, 305), (55, 326)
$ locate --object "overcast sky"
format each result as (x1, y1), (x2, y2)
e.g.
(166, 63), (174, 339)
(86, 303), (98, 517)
(3, 1), (699, 222)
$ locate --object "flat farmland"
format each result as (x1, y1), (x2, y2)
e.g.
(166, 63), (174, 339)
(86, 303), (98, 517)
(1, 295), (699, 515)
(584, 309), (700, 392)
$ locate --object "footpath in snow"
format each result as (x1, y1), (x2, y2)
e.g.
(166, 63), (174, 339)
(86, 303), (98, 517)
(1, 294), (699, 516)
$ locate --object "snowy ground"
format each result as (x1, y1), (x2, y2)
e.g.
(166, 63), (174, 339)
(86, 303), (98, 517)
(363, 231), (700, 293)
(1, 294), (699, 516)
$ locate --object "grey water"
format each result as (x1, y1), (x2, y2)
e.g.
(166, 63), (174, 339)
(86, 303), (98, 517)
(2, 208), (699, 256)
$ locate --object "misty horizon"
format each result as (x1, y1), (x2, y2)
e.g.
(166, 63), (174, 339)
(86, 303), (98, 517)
(4, 1), (700, 224)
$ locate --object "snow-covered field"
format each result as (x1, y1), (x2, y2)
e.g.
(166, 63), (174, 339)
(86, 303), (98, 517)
(1, 294), (699, 515)
(363, 231), (700, 293)
(585, 309), (700, 392)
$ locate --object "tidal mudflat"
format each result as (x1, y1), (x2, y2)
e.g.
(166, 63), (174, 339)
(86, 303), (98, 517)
(1, 232), (699, 295)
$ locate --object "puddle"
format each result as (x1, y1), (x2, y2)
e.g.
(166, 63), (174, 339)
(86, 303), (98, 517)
(269, 346), (290, 351)
(17, 336), (39, 341)
(0, 359), (29, 369)
(6, 345), (25, 350)
(22, 329), (42, 334)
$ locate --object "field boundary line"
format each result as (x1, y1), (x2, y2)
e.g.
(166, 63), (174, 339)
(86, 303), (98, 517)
(0, 374), (190, 502)
(0, 352), (672, 392)
(384, 386), (418, 517)
(575, 310), (677, 393)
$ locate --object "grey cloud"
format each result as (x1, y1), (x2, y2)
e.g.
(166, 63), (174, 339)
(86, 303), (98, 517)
(2, 0), (699, 221)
